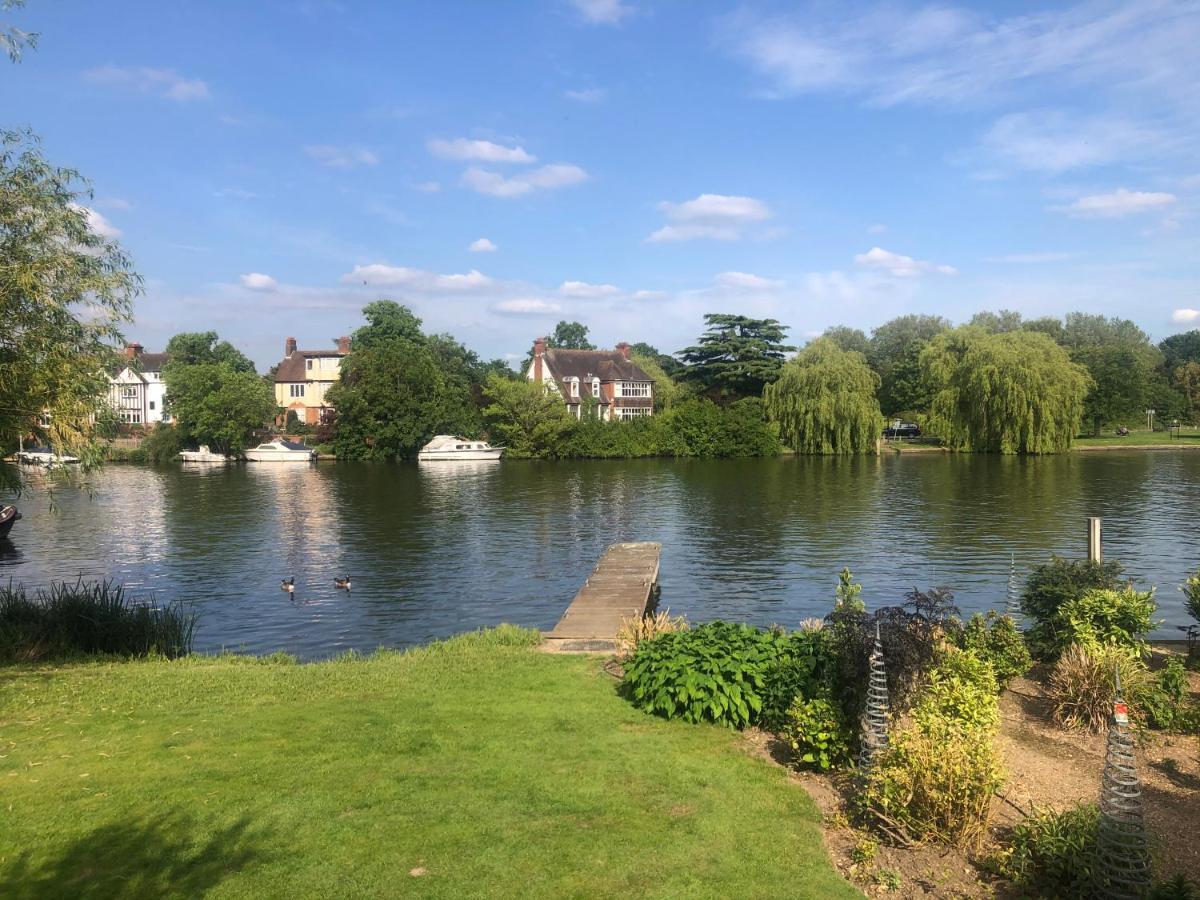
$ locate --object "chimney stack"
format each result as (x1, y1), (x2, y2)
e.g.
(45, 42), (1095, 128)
(125, 342), (143, 359)
(615, 341), (631, 360)
(337, 335), (351, 354)
(285, 336), (297, 357)
(533, 336), (547, 382)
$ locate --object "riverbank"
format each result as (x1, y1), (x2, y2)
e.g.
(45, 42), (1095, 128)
(0, 627), (857, 899)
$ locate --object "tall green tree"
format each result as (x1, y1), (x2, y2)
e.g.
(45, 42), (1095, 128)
(547, 320), (595, 350)
(1175, 362), (1200, 420)
(630, 341), (683, 376)
(164, 331), (255, 373)
(1, 129), (138, 491)
(631, 353), (684, 411)
(1061, 313), (1160, 434)
(350, 300), (424, 350)
(1160, 330), (1200, 371)
(764, 339), (882, 455)
(967, 309), (1024, 333)
(480, 374), (572, 458)
(867, 314), (950, 416)
(164, 362), (276, 455)
(921, 328), (1090, 454)
(677, 313), (794, 400)
(822, 326), (870, 357)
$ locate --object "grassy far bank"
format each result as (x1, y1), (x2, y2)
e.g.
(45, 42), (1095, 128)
(1073, 427), (1200, 449)
(0, 627), (858, 900)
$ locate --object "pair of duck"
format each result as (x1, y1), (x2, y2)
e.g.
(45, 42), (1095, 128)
(280, 576), (351, 593)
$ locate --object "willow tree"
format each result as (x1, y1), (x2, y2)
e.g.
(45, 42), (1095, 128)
(764, 338), (882, 454)
(921, 328), (1090, 454)
(1, 129), (138, 491)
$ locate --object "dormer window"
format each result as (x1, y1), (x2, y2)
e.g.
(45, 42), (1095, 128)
(591, 377), (601, 398)
(569, 377), (580, 398)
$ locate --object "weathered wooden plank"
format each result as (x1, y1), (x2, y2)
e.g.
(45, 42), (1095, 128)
(543, 542), (661, 652)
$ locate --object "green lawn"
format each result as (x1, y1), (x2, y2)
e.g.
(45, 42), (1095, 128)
(1073, 427), (1200, 448)
(0, 627), (857, 899)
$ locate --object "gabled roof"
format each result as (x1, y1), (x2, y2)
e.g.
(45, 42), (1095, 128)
(135, 353), (169, 374)
(543, 349), (653, 384)
(274, 348), (347, 383)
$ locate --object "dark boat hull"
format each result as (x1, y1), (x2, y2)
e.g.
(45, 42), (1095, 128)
(0, 506), (20, 537)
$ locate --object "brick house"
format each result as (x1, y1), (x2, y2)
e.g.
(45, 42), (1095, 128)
(273, 336), (350, 425)
(526, 337), (654, 420)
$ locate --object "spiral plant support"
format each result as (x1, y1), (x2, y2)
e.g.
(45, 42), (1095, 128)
(1005, 552), (1023, 628)
(1095, 670), (1151, 898)
(858, 623), (890, 775)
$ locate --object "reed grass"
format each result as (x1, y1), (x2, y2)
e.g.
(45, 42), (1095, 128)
(0, 580), (196, 662)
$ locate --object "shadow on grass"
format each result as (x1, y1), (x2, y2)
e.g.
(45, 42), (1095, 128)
(1, 813), (269, 899)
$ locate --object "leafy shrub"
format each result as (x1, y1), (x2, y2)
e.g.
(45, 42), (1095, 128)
(1048, 643), (1150, 732)
(1150, 874), (1200, 900)
(1140, 658), (1193, 731)
(1056, 588), (1157, 657)
(623, 622), (812, 729)
(957, 611), (1031, 689)
(759, 628), (834, 731)
(1020, 556), (1125, 659)
(782, 695), (852, 772)
(615, 608), (688, 660)
(863, 648), (1003, 847)
(0, 580), (196, 662)
(1001, 804), (1100, 899)
(1183, 571), (1200, 664)
(138, 423), (185, 464)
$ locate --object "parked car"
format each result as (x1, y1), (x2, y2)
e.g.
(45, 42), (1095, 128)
(883, 423), (921, 439)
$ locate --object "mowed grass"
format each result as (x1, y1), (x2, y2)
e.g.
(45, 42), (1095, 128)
(1074, 427), (1200, 448)
(0, 626), (857, 900)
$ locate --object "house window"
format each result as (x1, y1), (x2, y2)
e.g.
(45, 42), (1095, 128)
(618, 407), (651, 420)
(306, 358), (314, 371)
(289, 384), (305, 398)
(591, 377), (601, 398)
(569, 377), (580, 398)
(619, 382), (651, 398)
(122, 386), (137, 399)
(149, 401), (156, 411)
(121, 410), (142, 424)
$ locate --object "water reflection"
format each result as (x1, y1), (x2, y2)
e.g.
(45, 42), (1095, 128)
(0, 453), (1197, 658)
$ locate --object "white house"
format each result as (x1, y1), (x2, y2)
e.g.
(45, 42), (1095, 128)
(526, 338), (655, 421)
(108, 343), (170, 426)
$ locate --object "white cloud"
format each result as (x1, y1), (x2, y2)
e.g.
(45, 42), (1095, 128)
(559, 280), (620, 298)
(412, 181), (442, 193)
(1059, 188), (1177, 219)
(1171, 308), (1200, 324)
(494, 298), (563, 316)
(70, 204), (121, 239)
(854, 246), (957, 277)
(240, 272), (278, 292)
(980, 111), (1165, 173)
(984, 252), (1073, 263)
(647, 193), (773, 242)
(341, 265), (491, 291)
(568, 0), (631, 25)
(83, 65), (210, 101)
(565, 87), (607, 102)
(721, 4), (1200, 109)
(469, 237), (498, 253)
(867, 223), (888, 235)
(633, 290), (666, 300)
(460, 163), (588, 198)
(714, 271), (784, 290)
(427, 138), (535, 164)
(304, 145), (379, 168)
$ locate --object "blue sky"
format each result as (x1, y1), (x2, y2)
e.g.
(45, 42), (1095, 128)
(6, 0), (1200, 370)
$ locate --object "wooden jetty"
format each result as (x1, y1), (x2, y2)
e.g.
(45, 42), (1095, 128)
(542, 542), (661, 652)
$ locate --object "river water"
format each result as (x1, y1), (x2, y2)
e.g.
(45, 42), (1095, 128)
(2, 452), (1198, 658)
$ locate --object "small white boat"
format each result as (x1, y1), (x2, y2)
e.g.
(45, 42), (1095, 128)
(243, 440), (316, 463)
(177, 445), (230, 463)
(16, 447), (80, 466)
(417, 435), (504, 462)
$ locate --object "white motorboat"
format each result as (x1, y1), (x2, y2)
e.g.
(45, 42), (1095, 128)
(16, 447), (80, 466)
(177, 445), (231, 463)
(417, 435), (504, 462)
(243, 440), (316, 463)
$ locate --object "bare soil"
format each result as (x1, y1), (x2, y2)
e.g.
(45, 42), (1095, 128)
(742, 647), (1200, 898)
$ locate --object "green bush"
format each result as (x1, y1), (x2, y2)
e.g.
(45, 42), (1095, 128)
(1021, 556), (1125, 659)
(1057, 588), (1157, 657)
(957, 611), (1032, 689)
(139, 423), (185, 464)
(1140, 658), (1196, 732)
(758, 628), (834, 731)
(0, 580), (196, 662)
(1150, 874), (1200, 900)
(623, 622), (812, 729)
(1001, 804), (1099, 899)
(782, 695), (852, 772)
(863, 648), (1003, 846)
